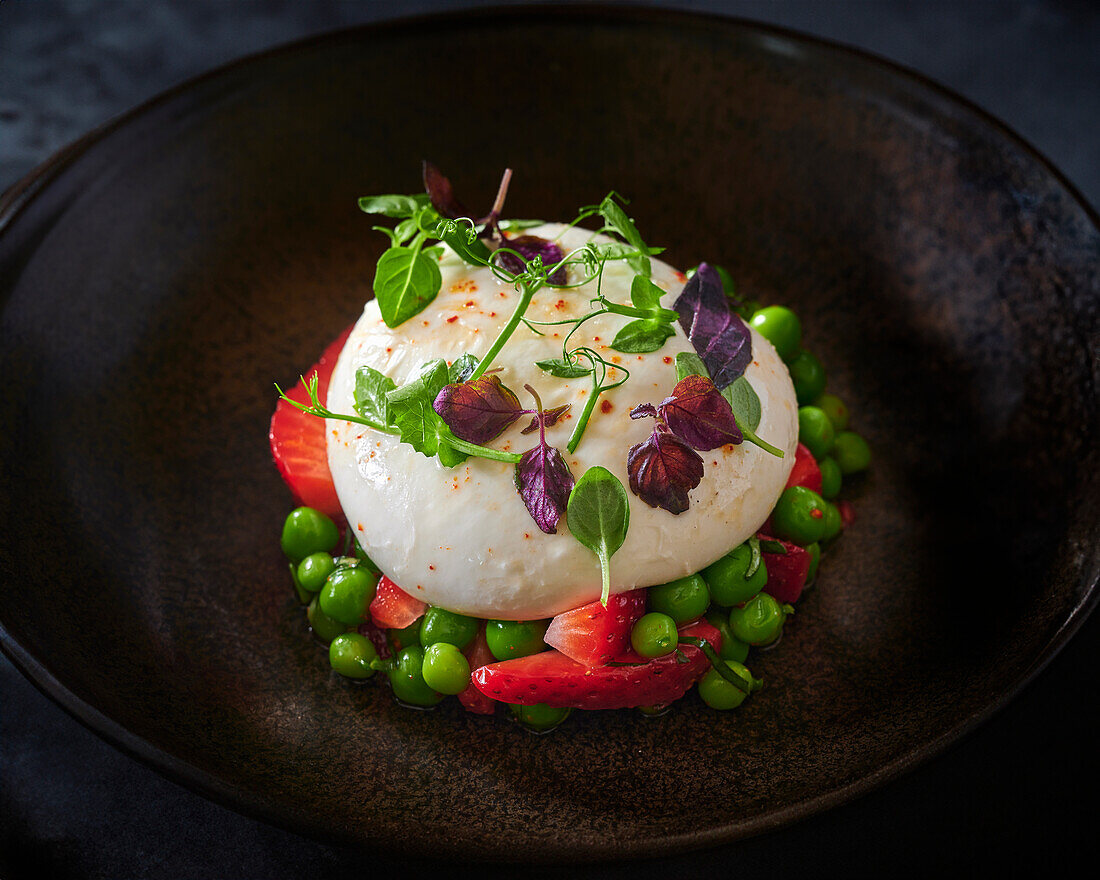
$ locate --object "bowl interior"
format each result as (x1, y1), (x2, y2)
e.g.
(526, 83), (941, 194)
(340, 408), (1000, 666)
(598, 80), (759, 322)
(1, 9), (1097, 859)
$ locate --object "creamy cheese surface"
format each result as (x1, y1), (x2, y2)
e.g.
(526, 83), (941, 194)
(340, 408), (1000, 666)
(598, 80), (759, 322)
(327, 224), (798, 618)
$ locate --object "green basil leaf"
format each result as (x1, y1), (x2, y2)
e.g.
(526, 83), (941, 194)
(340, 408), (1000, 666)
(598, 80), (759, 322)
(384, 359), (468, 466)
(435, 220), (491, 266)
(630, 275), (666, 312)
(566, 466), (630, 605)
(599, 196), (651, 277)
(448, 353), (480, 383)
(746, 535), (762, 578)
(499, 219), (545, 231)
(536, 357), (593, 379)
(373, 246), (443, 328)
(674, 352), (709, 382)
(610, 319), (675, 354)
(357, 193), (429, 218)
(353, 366), (397, 427)
(724, 376), (762, 432)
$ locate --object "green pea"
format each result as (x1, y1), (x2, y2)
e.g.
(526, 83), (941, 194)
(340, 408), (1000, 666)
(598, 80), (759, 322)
(833, 431), (872, 473)
(307, 595), (350, 644)
(821, 502), (843, 542)
(328, 633), (378, 679)
(648, 574), (710, 624)
(319, 566), (378, 625)
(698, 662), (758, 710)
(387, 645), (443, 707)
(630, 612), (679, 658)
(815, 393), (850, 432)
(486, 619), (549, 661)
(289, 564), (311, 605)
(787, 350), (827, 405)
(705, 608), (751, 663)
(297, 552), (336, 593)
(421, 642), (471, 695)
(702, 544), (768, 606)
(280, 507), (339, 563)
(387, 618), (422, 652)
(509, 702), (571, 733)
(729, 593), (791, 646)
(798, 406), (836, 459)
(818, 457), (842, 499)
(750, 306), (802, 362)
(805, 542), (822, 586)
(771, 486), (828, 545)
(419, 607), (479, 650)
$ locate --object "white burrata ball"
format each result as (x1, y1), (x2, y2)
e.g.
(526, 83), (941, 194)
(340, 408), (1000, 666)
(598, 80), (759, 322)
(327, 224), (797, 618)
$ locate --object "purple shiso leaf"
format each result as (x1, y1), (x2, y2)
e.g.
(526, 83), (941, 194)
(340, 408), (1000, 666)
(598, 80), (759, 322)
(658, 375), (743, 451)
(626, 428), (705, 515)
(496, 235), (567, 286)
(433, 375), (523, 444)
(515, 442), (575, 534)
(520, 403), (571, 435)
(423, 160), (471, 220)
(514, 384), (574, 533)
(630, 403), (659, 421)
(673, 262), (752, 389)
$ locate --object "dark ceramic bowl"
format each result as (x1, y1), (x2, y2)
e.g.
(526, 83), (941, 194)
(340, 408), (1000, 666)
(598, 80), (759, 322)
(0, 6), (1097, 862)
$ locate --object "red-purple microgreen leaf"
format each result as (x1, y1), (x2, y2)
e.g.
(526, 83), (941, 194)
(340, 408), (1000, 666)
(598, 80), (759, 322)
(630, 403), (659, 421)
(626, 429), (704, 515)
(495, 235), (567, 285)
(673, 262), (752, 389)
(432, 375), (523, 444)
(658, 375), (743, 451)
(514, 385), (575, 534)
(422, 160), (471, 220)
(520, 404), (571, 435)
(515, 444), (574, 534)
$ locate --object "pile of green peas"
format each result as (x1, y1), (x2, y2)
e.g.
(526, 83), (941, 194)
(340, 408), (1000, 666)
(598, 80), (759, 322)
(279, 300), (866, 725)
(280, 505), (569, 731)
(624, 298), (869, 711)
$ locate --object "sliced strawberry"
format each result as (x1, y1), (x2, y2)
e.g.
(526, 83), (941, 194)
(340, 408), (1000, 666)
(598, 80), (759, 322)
(369, 575), (427, 630)
(785, 443), (822, 494)
(458, 626), (497, 715)
(472, 619), (721, 709)
(543, 588), (647, 667)
(758, 534), (811, 604)
(269, 325), (354, 518)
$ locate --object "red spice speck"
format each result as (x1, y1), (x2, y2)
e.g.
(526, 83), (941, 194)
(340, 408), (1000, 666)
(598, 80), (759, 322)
(611, 355), (621, 364)
(465, 299), (476, 307)
(593, 336), (601, 342)
(524, 533), (531, 539)
(357, 523), (365, 531)
(386, 347), (393, 353)
(600, 400), (614, 414)
(662, 356), (673, 364)
(555, 299), (566, 310)
(489, 311), (497, 317)
(446, 315), (459, 323)
(422, 320), (430, 327)
(429, 565), (435, 571)
(637, 355), (644, 361)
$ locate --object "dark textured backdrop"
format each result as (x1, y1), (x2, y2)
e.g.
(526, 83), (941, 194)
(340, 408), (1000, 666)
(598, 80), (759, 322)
(1, 1), (1098, 877)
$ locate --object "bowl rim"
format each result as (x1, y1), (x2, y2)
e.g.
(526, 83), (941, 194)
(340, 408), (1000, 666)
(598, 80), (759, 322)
(2, 3), (1098, 861)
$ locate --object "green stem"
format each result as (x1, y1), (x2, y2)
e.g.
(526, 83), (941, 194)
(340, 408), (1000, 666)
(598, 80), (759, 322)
(736, 420), (785, 458)
(599, 549), (611, 607)
(678, 637), (753, 694)
(468, 281), (539, 380)
(567, 375), (602, 454)
(445, 434), (523, 464)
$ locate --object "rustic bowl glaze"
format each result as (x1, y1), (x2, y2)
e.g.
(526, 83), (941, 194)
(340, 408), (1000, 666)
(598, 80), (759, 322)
(1, 7), (1097, 861)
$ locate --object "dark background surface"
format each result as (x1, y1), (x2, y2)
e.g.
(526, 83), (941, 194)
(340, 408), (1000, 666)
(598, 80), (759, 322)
(1, 1), (1097, 877)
